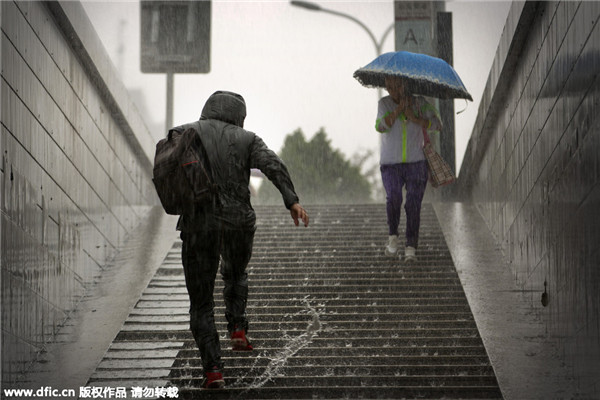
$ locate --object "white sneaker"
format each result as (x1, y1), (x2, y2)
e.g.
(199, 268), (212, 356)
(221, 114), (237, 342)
(404, 246), (417, 262)
(384, 235), (399, 256)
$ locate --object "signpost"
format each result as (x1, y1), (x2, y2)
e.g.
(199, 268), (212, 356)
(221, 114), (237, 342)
(140, 1), (211, 131)
(394, 1), (455, 180)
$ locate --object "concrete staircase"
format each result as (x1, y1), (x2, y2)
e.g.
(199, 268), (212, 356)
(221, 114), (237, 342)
(87, 203), (502, 399)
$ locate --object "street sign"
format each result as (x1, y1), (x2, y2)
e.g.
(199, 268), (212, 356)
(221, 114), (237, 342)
(394, 1), (442, 57)
(140, 1), (211, 73)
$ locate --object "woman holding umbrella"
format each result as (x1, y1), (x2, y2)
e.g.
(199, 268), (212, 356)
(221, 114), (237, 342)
(375, 77), (442, 261)
(354, 51), (471, 262)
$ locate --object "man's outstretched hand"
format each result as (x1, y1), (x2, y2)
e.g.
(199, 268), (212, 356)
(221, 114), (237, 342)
(290, 203), (309, 227)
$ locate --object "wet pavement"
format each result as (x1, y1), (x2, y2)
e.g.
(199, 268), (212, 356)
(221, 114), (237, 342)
(433, 202), (577, 400)
(13, 202), (574, 399)
(10, 206), (180, 396)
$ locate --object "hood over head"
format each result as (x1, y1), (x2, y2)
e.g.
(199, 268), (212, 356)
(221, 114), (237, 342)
(200, 91), (247, 127)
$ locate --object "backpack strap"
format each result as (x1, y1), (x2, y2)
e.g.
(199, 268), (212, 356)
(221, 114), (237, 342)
(189, 122), (221, 207)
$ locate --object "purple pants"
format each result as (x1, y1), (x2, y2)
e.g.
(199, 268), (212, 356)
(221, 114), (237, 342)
(380, 161), (428, 248)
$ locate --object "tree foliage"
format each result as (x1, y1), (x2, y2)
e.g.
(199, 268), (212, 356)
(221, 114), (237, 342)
(256, 128), (372, 204)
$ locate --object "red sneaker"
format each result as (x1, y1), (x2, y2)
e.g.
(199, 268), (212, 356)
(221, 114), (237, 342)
(202, 366), (225, 389)
(231, 326), (253, 351)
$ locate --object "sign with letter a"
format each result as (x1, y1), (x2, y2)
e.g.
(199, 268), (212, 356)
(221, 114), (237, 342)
(394, 1), (443, 56)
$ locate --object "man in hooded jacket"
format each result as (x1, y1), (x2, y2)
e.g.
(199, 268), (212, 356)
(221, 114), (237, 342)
(170, 91), (309, 389)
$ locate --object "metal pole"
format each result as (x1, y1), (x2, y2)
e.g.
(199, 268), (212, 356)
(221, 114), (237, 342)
(166, 71), (174, 131)
(437, 12), (455, 199)
(291, 1), (393, 98)
(320, 8), (380, 56)
(437, 12), (455, 174)
(290, 2), (392, 55)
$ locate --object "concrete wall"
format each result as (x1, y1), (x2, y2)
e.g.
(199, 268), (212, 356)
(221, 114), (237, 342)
(457, 1), (599, 396)
(1, 1), (157, 384)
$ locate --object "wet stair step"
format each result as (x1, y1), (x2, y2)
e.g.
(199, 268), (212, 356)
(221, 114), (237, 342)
(166, 364), (497, 377)
(174, 386), (503, 399)
(87, 203), (502, 399)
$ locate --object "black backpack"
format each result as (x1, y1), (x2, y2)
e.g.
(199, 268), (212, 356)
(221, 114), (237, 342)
(152, 124), (217, 215)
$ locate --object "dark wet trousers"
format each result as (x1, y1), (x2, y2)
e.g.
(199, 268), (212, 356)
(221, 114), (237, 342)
(180, 225), (255, 371)
(380, 161), (428, 248)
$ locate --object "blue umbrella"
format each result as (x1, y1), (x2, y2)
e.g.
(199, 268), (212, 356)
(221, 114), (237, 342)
(353, 51), (473, 101)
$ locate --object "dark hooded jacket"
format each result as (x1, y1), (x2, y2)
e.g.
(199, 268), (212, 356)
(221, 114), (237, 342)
(172, 91), (299, 231)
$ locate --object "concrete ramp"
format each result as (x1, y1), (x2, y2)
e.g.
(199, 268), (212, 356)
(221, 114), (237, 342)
(87, 203), (502, 399)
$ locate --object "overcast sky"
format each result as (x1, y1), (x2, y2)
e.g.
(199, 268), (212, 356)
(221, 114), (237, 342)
(82, 0), (512, 176)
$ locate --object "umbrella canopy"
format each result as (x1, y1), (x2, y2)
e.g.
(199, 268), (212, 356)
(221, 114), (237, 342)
(353, 51), (473, 101)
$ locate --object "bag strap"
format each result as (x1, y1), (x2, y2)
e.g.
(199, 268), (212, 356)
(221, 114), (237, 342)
(168, 121), (202, 139)
(194, 127), (215, 184)
(422, 127), (431, 145)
